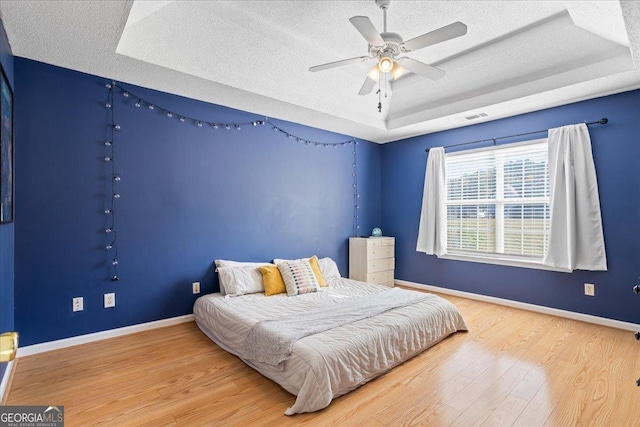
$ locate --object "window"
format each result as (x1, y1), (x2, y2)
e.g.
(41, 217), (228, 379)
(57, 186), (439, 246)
(444, 139), (549, 263)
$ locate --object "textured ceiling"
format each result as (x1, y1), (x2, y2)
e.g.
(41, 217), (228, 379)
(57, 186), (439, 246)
(1, 1), (639, 143)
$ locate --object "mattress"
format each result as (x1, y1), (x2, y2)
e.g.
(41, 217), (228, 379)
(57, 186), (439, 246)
(193, 277), (468, 415)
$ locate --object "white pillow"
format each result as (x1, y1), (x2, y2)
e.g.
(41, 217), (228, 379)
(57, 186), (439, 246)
(273, 257), (302, 264)
(317, 257), (341, 279)
(217, 265), (266, 297)
(277, 259), (321, 296)
(215, 259), (269, 269)
(214, 260), (270, 294)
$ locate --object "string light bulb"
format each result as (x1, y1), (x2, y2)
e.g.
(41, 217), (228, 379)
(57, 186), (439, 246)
(135, 100), (141, 107)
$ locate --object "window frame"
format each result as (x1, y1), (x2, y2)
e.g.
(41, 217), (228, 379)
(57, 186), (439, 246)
(441, 138), (568, 272)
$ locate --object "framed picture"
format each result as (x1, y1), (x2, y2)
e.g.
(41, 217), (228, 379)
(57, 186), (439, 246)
(0, 64), (13, 223)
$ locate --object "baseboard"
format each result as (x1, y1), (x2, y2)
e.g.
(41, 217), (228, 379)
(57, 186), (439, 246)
(17, 314), (195, 357)
(396, 279), (640, 332)
(0, 360), (16, 405)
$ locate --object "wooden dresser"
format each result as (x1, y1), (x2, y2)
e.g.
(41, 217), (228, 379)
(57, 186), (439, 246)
(348, 237), (395, 287)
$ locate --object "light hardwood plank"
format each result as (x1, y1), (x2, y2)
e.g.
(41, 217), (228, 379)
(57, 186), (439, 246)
(6, 293), (640, 426)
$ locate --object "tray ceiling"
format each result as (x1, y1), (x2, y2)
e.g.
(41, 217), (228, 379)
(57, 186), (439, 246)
(1, 1), (639, 143)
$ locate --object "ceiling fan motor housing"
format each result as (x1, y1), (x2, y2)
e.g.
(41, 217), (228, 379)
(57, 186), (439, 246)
(369, 32), (404, 58)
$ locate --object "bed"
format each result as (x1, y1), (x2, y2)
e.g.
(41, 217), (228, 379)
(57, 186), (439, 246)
(194, 271), (467, 415)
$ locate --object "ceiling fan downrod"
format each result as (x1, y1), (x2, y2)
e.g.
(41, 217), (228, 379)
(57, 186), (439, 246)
(376, 0), (391, 32)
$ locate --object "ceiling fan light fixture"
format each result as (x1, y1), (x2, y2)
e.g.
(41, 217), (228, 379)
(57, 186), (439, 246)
(367, 66), (381, 81)
(378, 52), (394, 73)
(390, 61), (407, 80)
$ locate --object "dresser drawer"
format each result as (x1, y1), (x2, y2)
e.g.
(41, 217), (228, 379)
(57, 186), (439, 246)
(366, 237), (395, 247)
(366, 257), (395, 273)
(365, 269), (394, 285)
(367, 245), (394, 260)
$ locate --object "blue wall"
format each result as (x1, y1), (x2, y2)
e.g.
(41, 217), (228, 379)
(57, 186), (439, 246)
(14, 58), (381, 346)
(381, 89), (640, 324)
(10, 55), (640, 348)
(0, 17), (14, 385)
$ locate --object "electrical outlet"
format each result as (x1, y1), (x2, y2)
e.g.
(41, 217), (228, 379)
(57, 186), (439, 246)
(73, 297), (83, 312)
(104, 292), (115, 308)
(192, 282), (200, 294)
(584, 283), (595, 296)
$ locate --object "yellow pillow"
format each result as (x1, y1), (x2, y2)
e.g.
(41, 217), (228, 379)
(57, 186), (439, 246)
(259, 265), (286, 296)
(308, 255), (328, 287)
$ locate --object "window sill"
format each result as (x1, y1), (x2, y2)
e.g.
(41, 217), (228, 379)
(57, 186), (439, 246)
(439, 252), (572, 273)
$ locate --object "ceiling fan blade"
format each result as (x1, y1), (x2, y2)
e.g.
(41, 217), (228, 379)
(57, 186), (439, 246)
(309, 56), (372, 72)
(349, 16), (385, 46)
(398, 58), (445, 80)
(358, 76), (377, 96)
(402, 21), (467, 52)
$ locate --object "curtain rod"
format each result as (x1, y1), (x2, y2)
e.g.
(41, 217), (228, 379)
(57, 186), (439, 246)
(424, 118), (608, 153)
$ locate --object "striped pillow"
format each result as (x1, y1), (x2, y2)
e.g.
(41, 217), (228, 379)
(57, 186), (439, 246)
(277, 259), (321, 296)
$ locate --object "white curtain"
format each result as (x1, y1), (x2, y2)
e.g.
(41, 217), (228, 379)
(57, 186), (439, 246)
(543, 123), (607, 271)
(417, 147), (447, 256)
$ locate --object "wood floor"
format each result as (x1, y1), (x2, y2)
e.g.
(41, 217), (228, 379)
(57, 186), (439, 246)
(6, 293), (640, 426)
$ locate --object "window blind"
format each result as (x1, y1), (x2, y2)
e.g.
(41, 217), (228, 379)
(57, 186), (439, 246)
(445, 139), (549, 259)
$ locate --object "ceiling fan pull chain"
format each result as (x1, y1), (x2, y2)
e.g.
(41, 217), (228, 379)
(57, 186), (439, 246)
(385, 74), (389, 98)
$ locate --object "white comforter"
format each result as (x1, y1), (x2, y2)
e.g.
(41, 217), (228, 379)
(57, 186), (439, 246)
(193, 278), (467, 415)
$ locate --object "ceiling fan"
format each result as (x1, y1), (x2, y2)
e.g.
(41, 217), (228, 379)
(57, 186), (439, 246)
(309, 0), (467, 102)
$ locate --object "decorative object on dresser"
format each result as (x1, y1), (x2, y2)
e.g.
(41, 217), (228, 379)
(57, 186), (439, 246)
(349, 236), (395, 287)
(371, 227), (382, 237)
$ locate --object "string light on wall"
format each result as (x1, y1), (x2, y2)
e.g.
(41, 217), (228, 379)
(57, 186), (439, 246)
(104, 81), (120, 281)
(110, 82), (362, 237)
